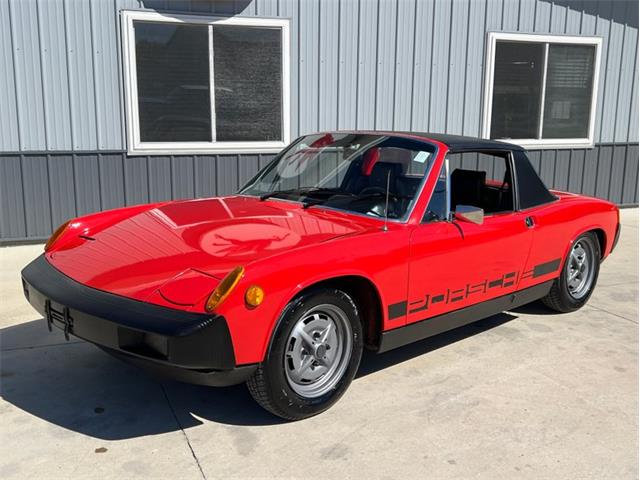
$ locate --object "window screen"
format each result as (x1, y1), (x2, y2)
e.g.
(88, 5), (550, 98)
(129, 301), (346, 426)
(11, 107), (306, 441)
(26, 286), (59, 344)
(135, 23), (211, 142)
(490, 42), (544, 139)
(130, 17), (286, 148)
(542, 45), (595, 139)
(213, 26), (282, 142)
(489, 37), (598, 142)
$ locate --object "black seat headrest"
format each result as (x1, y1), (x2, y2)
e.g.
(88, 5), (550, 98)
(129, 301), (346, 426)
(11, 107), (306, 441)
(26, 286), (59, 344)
(369, 162), (403, 191)
(451, 169), (486, 208)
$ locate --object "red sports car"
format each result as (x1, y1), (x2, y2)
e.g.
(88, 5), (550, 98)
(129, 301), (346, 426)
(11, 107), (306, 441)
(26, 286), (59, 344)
(22, 132), (619, 420)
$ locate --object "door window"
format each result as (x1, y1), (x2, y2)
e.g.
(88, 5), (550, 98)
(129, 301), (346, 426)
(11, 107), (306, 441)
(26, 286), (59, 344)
(447, 152), (515, 215)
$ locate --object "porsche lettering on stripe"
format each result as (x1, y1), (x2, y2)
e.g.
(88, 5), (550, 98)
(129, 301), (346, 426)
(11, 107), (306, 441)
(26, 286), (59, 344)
(387, 258), (561, 319)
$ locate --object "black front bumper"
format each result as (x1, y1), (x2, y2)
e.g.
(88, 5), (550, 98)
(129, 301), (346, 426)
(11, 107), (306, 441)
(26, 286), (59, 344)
(21, 255), (256, 386)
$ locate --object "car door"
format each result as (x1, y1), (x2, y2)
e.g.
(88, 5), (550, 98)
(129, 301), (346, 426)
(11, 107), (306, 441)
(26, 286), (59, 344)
(406, 151), (534, 325)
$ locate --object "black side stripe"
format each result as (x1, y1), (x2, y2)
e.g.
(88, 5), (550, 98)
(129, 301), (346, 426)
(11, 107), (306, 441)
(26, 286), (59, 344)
(533, 258), (561, 278)
(388, 301), (407, 320)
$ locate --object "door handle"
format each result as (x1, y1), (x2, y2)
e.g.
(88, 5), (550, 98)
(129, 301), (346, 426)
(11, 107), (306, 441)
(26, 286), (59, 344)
(525, 216), (535, 228)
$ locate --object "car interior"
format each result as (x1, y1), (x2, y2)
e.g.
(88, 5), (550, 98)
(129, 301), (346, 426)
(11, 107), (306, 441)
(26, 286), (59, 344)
(424, 151), (515, 223)
(327, 145), (430, 219)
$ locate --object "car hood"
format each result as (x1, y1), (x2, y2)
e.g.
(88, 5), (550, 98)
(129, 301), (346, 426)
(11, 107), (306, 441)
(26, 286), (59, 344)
(47, 196), (373, 304)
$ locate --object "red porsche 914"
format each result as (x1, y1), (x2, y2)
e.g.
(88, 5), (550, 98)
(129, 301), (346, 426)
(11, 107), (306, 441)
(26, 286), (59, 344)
(22, 132), (620, 420)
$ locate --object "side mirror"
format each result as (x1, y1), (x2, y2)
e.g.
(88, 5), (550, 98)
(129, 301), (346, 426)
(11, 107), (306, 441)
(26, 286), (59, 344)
(454, 205), (484, 225)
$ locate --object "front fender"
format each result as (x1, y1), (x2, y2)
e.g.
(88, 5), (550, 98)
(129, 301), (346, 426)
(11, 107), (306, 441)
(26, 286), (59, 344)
(214, 227), (411, 365)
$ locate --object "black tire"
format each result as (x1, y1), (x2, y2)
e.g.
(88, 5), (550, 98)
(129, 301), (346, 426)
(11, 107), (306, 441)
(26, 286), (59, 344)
(246, 288), (363, 420)
(541, 231), (600, 313)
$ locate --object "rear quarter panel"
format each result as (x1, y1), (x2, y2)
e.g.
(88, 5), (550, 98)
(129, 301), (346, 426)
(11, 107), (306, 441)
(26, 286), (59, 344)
(518, 192), (618, 291)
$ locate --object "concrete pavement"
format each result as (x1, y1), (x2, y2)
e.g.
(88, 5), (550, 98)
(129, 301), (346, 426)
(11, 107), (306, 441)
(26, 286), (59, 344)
(1, 209), (637, 479)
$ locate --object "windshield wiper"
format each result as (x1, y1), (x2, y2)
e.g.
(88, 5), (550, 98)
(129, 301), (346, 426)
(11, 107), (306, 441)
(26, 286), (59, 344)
(259, 187), (318, 201)
(260, 187), (354, 202)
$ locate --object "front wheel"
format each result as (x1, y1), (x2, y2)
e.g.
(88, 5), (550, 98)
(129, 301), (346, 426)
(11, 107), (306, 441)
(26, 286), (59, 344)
(247, 288), (363, 420)
(541, 232), (600, 312)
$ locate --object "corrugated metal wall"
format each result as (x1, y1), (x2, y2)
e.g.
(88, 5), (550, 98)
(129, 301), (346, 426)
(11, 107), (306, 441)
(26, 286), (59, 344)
(1, 0), (638, 150)
(2, 144), (636, 241)
(1, 0), (638, 241)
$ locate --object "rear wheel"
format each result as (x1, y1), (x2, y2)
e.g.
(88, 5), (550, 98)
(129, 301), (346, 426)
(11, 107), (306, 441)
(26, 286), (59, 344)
(247, 288), (363, 420)
(541, 232), (600, 312)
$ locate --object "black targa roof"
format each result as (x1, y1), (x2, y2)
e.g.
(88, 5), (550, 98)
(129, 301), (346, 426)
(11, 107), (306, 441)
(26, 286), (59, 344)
(406, 132), (524, 152)
(323, 131), (524, 152)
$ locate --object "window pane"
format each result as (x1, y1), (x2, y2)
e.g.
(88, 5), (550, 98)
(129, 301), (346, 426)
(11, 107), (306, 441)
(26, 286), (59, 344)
(213, 26), (282, 142)
(542, 44), (595, 139)
(135, 22), (211, 142)
(490, 42), (545, 139)
(424, 162), (447, 222)
(450, 153), (514, 214)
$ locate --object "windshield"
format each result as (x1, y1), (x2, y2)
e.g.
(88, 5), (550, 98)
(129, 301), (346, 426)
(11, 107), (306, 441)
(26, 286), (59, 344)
(239, 133), (437, 221)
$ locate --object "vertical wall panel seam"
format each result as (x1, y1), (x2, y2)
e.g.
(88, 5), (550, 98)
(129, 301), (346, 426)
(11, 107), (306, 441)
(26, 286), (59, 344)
(625, 28), (638, 143)
(615, 144), (628, 203)
(99, 152), (106, 208)
(444, 0), (455, 131)
(335, 0), (341, 128)
(235, 154), (240, 191)
(169, 155), (175, 199)
(372, 0), (380, 129)
(391, 0), (400, 129)
(354, 0), (361, 128)
(408, 0), (418, 130)
(71, 153), (79, 216)
(18, 155), (28, 235)
(147, 156), (152, 202)
(316, 0), (321, 130)
(566, 149), (573, 191)
(596, 11), (612, 142)
(479, 0), (489, 135)
(460, 0), (472, 135)
(121, 154), (127, 203)
(428, 0), (437, 131)
(89, 0), (102, 149)
(97, 152), (104, 210)
(605, 145), (614, 201)
(593, 143), (602, 197)
(45, 154), (54, 227)
(579, 145), (587, 194)
(635, 154), (639, 203)
(578, 0), (583, 32)
(296, 0), (301, 135)
(610, 2), (629, 144)
(61, 0), (76, 149)
(7, 0), (23, 150)
(115, 0), (126, 151)
(35, 0), (49, 150)
(214, 153), (219, 196)
(192, 156), (196, 198)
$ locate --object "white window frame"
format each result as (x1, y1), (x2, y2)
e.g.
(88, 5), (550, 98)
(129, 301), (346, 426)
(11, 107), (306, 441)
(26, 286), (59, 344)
(121, 10), (290, 155)
(482, 32), (602, 150)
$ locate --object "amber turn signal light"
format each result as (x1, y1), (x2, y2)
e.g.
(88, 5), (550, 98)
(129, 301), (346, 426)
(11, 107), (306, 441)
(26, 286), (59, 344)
(205, 266), (245, 312)
(45, 220), (71, 252)
(245, 285), (265, 307)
